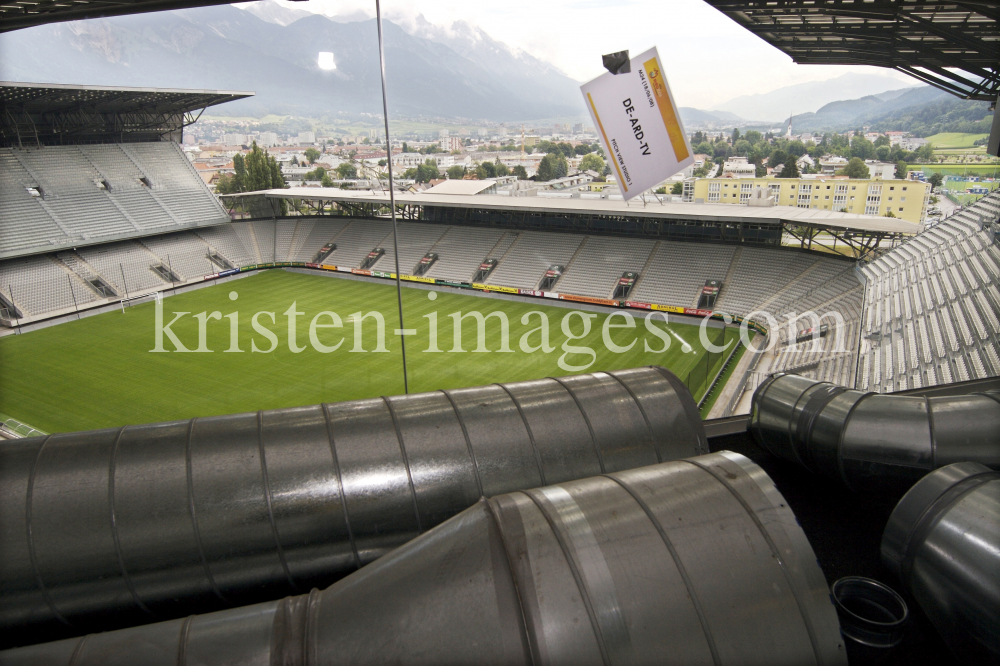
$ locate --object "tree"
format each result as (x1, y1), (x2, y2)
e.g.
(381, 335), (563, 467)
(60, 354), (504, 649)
(495, 161), (510, 177)
(884, 209), (896, 218)
(512, 165), (528, 180)
(412, 159), (440, 183)
(320, 173), (334, 188)
(928, 172), (943, 188)
(446, 165), (466, 180)
(475, 161), (497, 179)
(336, 162), (357, 179)
(850, 136), (875, 160)
(234, 142), (287, 213)
(769, 149), (788, 171)
(402, 142), (409, 153)
(778, 160), (800, 178)
(304, 148), (320, 164)
(574, 144), (593, 155)
(671, 182), (683, 195)
(291, 156), (299, 166)
(875, 145), (891, 161)
(895, 161), (908, 179)
(694, 141), (714, 156)
(841, 157), (870, 179)
(233, 153), (246, 187)
(873, 135), (890, 148)
(733, 139), (751, 156)
(579, 153), (605, 173)
(214, 173), (239, 195)
(786, 140), (807, 158)
(378, 159), (387, 167)
(731, 127), (741, 143)
(304, 166), (326, 181)
(536, 153), (568, 181)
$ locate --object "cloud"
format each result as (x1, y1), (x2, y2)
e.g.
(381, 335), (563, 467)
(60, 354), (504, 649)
(243, 0), (917, 109)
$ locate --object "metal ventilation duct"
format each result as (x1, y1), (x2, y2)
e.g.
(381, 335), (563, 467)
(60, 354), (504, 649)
(881, 462), (1000, 664)
(749, 373), (1000, 492)
(1, 452), (847, 666)
(0, 366), (706, 644)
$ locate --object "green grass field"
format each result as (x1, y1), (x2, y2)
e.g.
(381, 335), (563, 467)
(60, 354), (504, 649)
(924, 132), (989, 149)
(0, 270), (735, 434)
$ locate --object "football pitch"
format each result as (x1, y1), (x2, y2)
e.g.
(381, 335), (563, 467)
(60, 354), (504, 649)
(0, 270), (738, 434)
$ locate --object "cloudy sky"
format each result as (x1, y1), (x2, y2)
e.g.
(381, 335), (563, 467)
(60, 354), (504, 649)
(247, 0), (916, 109)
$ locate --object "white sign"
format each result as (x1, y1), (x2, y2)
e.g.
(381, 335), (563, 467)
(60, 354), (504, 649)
(580, 47), (694, 200)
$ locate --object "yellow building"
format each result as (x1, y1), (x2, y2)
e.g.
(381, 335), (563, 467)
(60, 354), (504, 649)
(690, 177), (929, 225)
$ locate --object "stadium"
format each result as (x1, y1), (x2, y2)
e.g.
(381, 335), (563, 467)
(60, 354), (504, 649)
(0, 1), (998, 664)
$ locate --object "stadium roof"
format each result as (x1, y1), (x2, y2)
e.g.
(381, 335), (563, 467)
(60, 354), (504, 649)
(0, 0), (247, 32)
(1, 82), (252, 146)
(251, 188), (919, 234)
(702, 1), (1000, 102)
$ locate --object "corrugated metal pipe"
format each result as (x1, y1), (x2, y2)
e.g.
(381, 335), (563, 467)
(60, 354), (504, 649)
(0, 452), (847, 666)
(749, 373), (1000, 492)
(0, 366), (706, 645)
(881, 462), (1000, 663)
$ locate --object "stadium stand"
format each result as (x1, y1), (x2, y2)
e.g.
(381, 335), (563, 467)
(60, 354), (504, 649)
(194, 225), (254, 268)
(555, 236), (656, 299)
(370, 222), (450, 275)
(714, 248), (819, 316)
(77, 241), (167, 294)
(0, 255), (99, 317)
(321, 219), (392, 269)
(250, 221), (277, 264)
(288, 219), (350, 263)
(0, 217), (860, 324)
(631, 242), (737, 307)
(0, 144), (228, 258)
(141, 233), (217, 281)
(423, 226), (505, 283)
(486, 231), (585, 290)
(857, 190), (1000, 393)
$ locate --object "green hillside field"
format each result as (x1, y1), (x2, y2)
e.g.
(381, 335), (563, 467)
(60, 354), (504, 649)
(0, 270), (737, 434)
(924, 132), (989, 149)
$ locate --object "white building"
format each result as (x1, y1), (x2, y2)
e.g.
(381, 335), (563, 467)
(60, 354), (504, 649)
(439, 136), (463, 152)
(900, 137), (928, 151)
(818, 156), (849, 175)
(297, 131), (316, 145)
(258, 131), (279, 148)
(392, 153), (470, 169)
(439, 129), (450, 139)
(721, 156), (756, 179)
(222, 133), (246, 146)
(866, 161), (897, 179)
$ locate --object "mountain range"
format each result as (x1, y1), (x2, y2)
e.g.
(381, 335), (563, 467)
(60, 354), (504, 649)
(708, 72), (920, 122)
(0, 3), (585, 121)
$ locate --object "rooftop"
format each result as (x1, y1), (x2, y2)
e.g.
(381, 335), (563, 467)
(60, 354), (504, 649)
(252, 187), (920, 234)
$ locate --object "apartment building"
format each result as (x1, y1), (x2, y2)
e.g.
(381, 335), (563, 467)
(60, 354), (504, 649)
(691, 177), (930, 224)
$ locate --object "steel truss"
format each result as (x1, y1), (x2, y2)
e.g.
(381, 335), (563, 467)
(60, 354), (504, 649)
(703, 1), (1000, 102)
(0, 83), (252, 147)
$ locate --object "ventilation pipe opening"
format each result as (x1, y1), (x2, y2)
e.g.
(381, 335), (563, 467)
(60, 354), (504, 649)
(832, 576), (908, 663)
